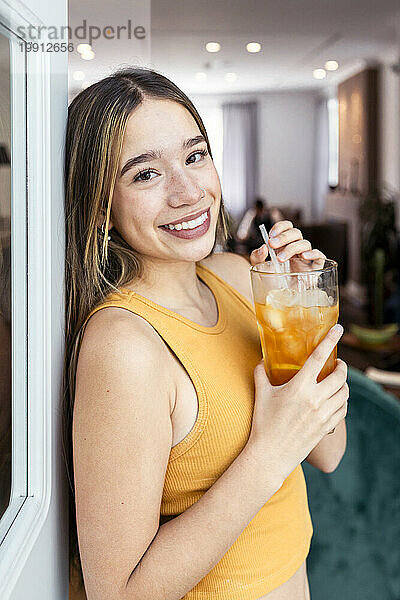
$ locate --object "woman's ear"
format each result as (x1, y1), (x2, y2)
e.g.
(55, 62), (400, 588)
(97, 211), (114, 231)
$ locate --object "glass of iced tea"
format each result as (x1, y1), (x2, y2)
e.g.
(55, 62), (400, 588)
(250, 259), (339, 386)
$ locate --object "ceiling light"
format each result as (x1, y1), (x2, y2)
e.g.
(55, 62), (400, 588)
(81, 50), (95, 61)
(195, 72), (207, 82)
(77, 43), (92, 54)
(325, 60), (339, 71)
(313, 68), (326, 80)
(225, 72), (237, 82)
(206, 42), (221, 53)
(72, 71), (85, 81)
(246, 42), (262, 53)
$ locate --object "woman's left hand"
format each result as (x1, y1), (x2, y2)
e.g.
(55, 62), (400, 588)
(249, 220), (326, 271)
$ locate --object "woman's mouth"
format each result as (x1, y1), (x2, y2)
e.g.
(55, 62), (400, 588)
(159, 207), (211, 239)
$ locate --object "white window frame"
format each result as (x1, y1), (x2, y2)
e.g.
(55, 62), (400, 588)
(0, 1), (67, 596)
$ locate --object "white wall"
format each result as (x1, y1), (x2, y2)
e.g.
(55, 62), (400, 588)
(257, 91), (316, 221)
(192, 89), (319, 223)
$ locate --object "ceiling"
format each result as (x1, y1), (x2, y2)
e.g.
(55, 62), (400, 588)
(68, 0), (400, 97)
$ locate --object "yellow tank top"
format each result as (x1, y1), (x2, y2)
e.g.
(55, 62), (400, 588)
(82, 262), (313, 599)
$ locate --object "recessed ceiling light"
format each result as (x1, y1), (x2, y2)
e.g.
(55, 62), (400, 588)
(206, 42), (221, 53)
(77, 43), (92, 54)
(313, 68), (326, 80)
(72, 71), (85, 81)
(246, 42), (262, 53)
(195, 72), (207, 82)
(81, 50), (95, 61)
(325, 60), (339, 71)
(225, 72), (237, 82)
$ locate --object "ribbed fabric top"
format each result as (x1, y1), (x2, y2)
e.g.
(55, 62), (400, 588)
(82, 263), (313, 599)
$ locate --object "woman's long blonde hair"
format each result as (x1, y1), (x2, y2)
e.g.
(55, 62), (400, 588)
(62, 66), (230, 593)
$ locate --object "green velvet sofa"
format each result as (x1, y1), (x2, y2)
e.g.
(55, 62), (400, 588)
(302, 366), (400, 599)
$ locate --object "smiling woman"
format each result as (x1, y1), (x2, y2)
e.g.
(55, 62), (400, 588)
(63, 67), (230, 597)
(63, 67), (321, 600)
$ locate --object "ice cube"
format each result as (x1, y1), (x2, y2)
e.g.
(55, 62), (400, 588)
(256, 303), (284, 330)
(266, 288), (301, 308)
(298, 288), (331, 307)
(284, 333), (306, 359)
(261, 305), (284, 330)
(266, 287), (331, 308)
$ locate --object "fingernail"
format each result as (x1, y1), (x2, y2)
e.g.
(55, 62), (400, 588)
(269, 230), (278, 238)
(332, 324), (344, 336)
(257, 244), (267, 254)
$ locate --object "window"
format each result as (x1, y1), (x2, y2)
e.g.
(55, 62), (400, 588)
(327, 97), (339, 188)
(0, 20), (28, 544)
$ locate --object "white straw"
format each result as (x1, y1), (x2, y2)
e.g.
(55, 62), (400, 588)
(259, 225), (280, 270)
(259, 224), (289, 288)
(259, 223), (289, 288)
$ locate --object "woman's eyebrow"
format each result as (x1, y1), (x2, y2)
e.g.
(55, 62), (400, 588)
(119, 135), (206, 178)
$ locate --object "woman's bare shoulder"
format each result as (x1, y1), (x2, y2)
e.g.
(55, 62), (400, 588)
(78, 305), (176, 413)
(83, 303), (154, 334)
(81, 305), (162, 355)
(198, 252), (253, 304)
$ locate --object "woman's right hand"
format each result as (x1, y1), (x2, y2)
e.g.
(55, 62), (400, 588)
(248, 324), (348, 482)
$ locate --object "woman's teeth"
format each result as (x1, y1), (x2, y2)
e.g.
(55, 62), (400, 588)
(163, 210), (208, 231)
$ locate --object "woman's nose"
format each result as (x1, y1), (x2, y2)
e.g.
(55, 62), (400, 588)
(166, 171), (202, 206)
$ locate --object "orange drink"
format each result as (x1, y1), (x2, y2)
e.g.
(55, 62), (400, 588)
(250, 259), (339, 386)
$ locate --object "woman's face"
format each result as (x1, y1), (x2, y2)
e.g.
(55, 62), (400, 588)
(108, 97), (222, 265)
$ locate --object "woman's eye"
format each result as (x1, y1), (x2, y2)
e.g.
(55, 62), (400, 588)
(133, 170), (157, 183)
(186, 149), (208, 164)
(133, 149), (208, 183)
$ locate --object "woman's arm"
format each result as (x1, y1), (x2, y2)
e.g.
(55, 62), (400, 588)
(304, 417), (347, 472)
(127, 435), (280, 600)
(74, 308), (283, 600)
(201, 222), (349, 475)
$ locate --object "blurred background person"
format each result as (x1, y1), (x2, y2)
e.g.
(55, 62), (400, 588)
(236, 197), (275, 255)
